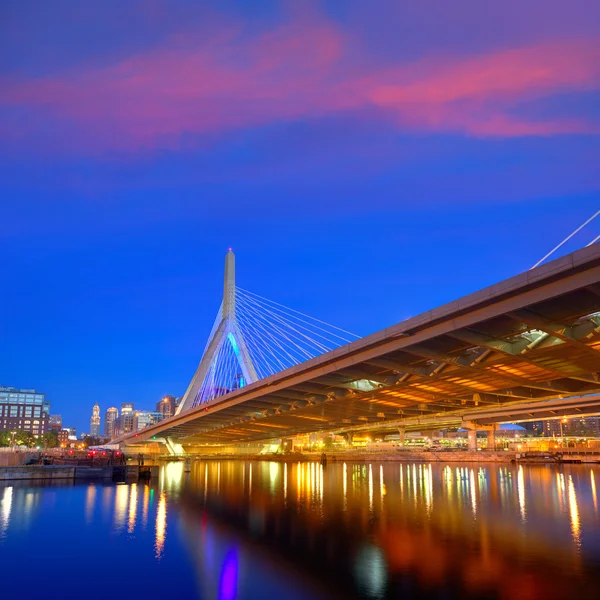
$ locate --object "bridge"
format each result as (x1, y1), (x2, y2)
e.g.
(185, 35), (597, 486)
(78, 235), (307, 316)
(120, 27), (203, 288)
(115, 243), (600, 451)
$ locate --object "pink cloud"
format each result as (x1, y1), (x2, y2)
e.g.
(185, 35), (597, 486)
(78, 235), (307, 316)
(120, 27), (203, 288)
(1, 17), (599, 154)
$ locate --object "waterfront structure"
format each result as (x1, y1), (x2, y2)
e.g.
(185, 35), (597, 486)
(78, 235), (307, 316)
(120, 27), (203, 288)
(104, 407), (118, 438)
(0, 386), (50, 438)
(115, 244), (600, 450)
(156, 396), (177, 419)
(48, 414), (62, 431)
(90, 402), (101, 437)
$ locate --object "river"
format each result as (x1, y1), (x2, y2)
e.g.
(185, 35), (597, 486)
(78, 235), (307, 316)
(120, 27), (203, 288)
(1, 461), (600, 599)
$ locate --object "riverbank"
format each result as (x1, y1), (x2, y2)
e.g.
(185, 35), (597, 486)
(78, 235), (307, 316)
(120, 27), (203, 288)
(0, 465), (159, 481)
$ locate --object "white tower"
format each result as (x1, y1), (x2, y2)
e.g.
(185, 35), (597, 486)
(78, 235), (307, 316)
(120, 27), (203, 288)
(176, 250), (258, 414)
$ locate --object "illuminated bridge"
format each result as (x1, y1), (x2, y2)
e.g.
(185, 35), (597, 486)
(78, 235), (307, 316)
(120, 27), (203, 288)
(116, 244), (600, 450)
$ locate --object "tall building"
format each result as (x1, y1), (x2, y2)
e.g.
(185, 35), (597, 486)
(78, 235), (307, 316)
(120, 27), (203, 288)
(90, 402), (101, 437)
(133, 410), (162, 431)
(121, 402), (134, 414)
(156, 395), (176, 419)
(0, 386), (50, 438)
(104, 407), (118, 439)
(48, 414), (63, 431)
(113, 412), (135, 438)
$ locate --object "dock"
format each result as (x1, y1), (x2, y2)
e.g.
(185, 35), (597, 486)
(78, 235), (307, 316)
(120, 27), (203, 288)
(0, 464), (159, 482)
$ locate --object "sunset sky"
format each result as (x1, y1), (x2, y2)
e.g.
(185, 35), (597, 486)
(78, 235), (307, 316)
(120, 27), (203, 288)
(1, 1), (599, 431)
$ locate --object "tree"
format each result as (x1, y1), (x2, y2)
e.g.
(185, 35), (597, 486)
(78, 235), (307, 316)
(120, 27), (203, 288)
(0, 430), (11, 447)
(42, 429), (59, 449)
(82, 436), (104, 448)
(14, 430), (35, 446)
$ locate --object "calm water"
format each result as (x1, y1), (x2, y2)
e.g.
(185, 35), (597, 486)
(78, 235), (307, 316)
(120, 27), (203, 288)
(2, 461), (600, 599)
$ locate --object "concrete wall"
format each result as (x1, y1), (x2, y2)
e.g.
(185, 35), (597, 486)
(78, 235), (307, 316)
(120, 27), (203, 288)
(0, 451), (38, 467)
(0, 466), (75, 480)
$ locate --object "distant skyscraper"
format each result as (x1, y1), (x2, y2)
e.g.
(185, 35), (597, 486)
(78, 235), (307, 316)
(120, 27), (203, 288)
(121, 402), (134, 414)
(90, 402), (101, 437)
(104, 407), (118, 439)
(156, 395), (176, 419)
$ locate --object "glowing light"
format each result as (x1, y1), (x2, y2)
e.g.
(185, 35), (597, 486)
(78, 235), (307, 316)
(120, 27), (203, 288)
(517, 465), (526, 522)
(283, 462), (287, 502)
(319, 463), (324, 504)
(219, 549), (238, 600)
(128, 483), (138, 533)
(269, 461), (279, 494)
(368, 464), (373, 511)
(165, 461), (184, 490)
(412, 464), (418, 508)
(354, 544), (388, 598)
(85, 485), (96, 524)
(142, 485), (150, 529)
(343, 462), (347, 510)
(204, 463), (208, 502)
(0, 487), (13, 537)
(155, 492), (167, 559)
(227, 332), (242, 360)
(399, 465), (403, 496)
(469, 468), (477, 517)
(249, 463), (252, 498)
(114, 484), (129, 532)
(567, 475), (581, 548)
(591, 471), (598, 515)
(556, 473), (566, 512)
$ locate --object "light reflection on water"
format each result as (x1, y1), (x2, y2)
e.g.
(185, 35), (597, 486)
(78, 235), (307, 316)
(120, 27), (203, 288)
(1, 461), (600, 599)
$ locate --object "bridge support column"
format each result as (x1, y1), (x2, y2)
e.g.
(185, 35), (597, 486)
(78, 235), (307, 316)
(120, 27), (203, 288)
(467, 430), (477, 451)
(487, 427), (497, 450)
(398, 428), (405, 447)
(343, 433), (354, 446)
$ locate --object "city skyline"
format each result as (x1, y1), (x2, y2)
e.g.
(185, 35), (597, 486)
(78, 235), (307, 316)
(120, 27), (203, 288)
(2, 1), (599, 432)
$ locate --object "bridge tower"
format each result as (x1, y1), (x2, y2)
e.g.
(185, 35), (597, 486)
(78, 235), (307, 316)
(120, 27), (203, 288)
(176, 250), (258, 414)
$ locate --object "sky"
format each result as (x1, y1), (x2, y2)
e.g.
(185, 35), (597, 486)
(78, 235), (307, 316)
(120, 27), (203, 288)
(1, 0), (599, 433)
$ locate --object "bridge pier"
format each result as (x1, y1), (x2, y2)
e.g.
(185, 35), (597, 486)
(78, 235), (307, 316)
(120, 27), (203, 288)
(467, 430), (477, 451)
(487, 427), (496, 450)
(398, 428), (405, 447)
(463, 422), (497, 451)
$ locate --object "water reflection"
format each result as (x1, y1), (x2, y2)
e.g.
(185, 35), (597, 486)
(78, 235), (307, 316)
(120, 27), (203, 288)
(568, 475), (581, 548)
(0, 487), (12, 537)
(85, 485), (96, 524)
(114, 483), (128, 532)
(155, 491), (166, 559)
(128, 483), (138, 534)
(1, 462), (600, 600)
(178, 461), (600, 599)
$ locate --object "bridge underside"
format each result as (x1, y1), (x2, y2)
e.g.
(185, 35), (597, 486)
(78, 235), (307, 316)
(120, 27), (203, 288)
(118, 245), (600, 447)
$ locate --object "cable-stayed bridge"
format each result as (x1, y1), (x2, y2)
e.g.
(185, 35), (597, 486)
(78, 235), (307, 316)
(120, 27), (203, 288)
(176, 250), (359, 413)
(116, 244), (600, 450)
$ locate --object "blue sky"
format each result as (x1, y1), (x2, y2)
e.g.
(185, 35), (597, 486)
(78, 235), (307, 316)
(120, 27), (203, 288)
(1, 0), (599, 432)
